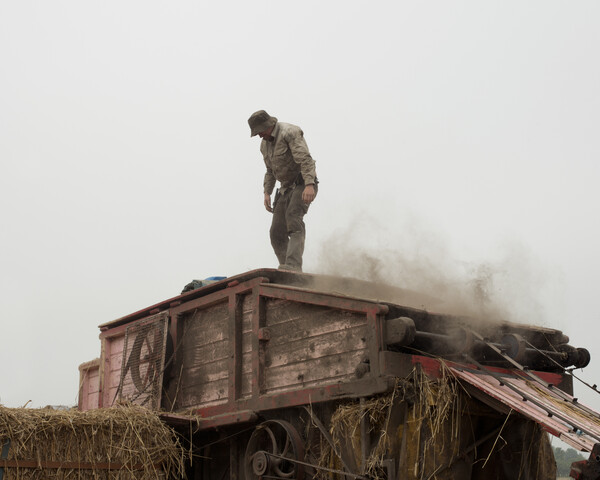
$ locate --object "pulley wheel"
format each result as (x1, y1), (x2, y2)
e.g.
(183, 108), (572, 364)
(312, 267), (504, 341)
(252, 451), (269, 476)
(244, 420), (305, 480)
(557, 344), (590, 368)
(500, 333), (527, 362)
(575, 348), (591, 369)
(448, 328), (474, 355)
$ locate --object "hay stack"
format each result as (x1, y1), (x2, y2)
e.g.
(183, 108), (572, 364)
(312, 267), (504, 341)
(0, 404), (185, 479)
(316, 368), (459, 479)
(318, 366), (556, 480)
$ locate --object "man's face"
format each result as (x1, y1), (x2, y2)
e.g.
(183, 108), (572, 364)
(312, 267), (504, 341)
(258, 125), (275, 140)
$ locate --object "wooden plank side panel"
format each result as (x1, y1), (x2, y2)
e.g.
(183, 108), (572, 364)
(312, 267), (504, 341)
(102, 335), (125, 407)
(242, 294), (255, 333)
(265, 298), (368, 333)
(267, 325), (369, 368)
(177, 301), (230, 409)
(265, 349), (367, 393)
(79, 363), (100, 411)
(263, 299), (370, 394)
(240, 295), (255, 399)
(241, 341), (253, 398)
(85, 368), (100, 409)
(179, 378), (229, 409)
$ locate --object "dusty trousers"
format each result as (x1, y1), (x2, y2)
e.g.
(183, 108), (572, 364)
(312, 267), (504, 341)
(270, 183), (313, 271)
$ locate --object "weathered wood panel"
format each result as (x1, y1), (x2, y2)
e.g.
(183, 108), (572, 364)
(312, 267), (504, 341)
(102, 334), (125, 406)
(177, 301), (230, 409)
(263, 299), (370, 394)
(265, 349), (367, 393)
(240, 295), (254, 399)
(85, 368), (100, 409)
(173, 292), (373, 409)
(266, 326), (368, 368)
(78, 360), (100, 411)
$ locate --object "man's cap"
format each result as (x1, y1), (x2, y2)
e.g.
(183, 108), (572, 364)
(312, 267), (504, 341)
(248, 110), (278, 137)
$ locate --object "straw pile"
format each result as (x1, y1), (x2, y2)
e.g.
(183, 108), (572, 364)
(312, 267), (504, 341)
(0, 404), (186, 479)
(317, 365), (556, 479)
(317, 365), (462, 480)
(529, 380), (600, 431)
(402, 365), (462, 478)
(327, 393), (396, 477)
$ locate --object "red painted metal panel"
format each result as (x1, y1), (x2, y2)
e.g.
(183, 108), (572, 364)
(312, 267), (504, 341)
(411, 355), (566, 387)
(450, 366), (600, 452)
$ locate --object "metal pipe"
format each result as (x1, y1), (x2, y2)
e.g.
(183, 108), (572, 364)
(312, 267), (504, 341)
(414, 331), (570, 365)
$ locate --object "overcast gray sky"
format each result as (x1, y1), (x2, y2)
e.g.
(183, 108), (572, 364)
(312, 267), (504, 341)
(1, 0), (600, 426)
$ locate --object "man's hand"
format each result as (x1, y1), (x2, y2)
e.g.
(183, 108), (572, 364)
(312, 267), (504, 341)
(264, 193), (273, 212)
(302, 184), (316, 204)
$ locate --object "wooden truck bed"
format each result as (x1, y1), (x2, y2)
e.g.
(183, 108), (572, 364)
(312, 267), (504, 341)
(80, 269), (578, 422)
(77, 269), (600, 480)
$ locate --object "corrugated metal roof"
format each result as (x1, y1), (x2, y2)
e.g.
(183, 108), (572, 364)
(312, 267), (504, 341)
(450, 365), (600, 452)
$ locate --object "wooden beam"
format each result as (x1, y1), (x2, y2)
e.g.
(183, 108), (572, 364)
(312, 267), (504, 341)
(257, 284), (389, 315)
(228, 293), (244, 403)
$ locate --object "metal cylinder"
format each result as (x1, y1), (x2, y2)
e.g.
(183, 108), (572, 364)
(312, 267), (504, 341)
(384, 317), (416, 346)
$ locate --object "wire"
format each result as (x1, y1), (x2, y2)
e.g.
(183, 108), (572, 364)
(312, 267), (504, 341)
(523, 338), (600, 398)
(196, 425), (257, 450)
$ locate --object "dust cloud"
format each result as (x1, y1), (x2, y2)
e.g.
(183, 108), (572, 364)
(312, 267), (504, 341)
(312, 219), (562, 330)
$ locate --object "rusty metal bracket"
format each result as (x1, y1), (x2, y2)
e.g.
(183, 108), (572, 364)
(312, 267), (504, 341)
(382, 458), (395, 480)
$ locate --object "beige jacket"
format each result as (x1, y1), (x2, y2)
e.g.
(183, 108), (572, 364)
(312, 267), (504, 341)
(261, 122), (317, 194)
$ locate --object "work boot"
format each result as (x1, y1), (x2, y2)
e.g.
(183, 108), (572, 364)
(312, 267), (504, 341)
(278, 264), (302, 272)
